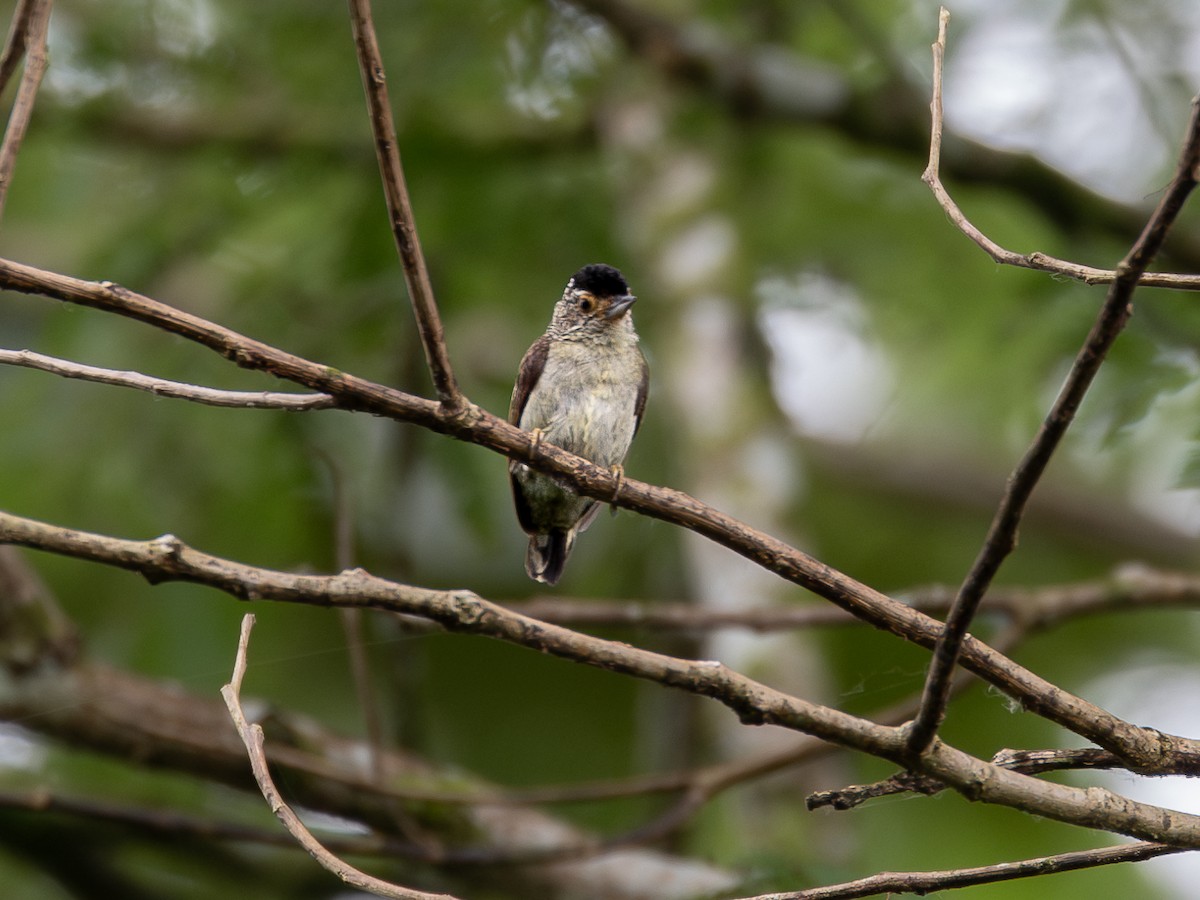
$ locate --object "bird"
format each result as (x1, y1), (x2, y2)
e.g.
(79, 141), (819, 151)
(509, 263), (649, 585)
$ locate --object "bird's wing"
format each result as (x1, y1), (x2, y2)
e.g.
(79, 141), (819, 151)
(632, 350), (649, 437)
(510, 336), (552, 536)
(511, 469), (537, 534)
(509, 335), (551, 425)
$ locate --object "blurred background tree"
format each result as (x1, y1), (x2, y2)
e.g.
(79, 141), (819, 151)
(2, 0), (1200, 897)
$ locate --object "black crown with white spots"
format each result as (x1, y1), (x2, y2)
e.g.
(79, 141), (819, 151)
(568, 264), (630, 297)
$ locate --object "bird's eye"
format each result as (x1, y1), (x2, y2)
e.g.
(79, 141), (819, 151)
(578, 295), (594, 313)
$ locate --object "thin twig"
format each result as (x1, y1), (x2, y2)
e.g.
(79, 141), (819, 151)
(907, 11), (1200, 756)
(733, 842), (1186, 900)
(0, 348), (336, 409)
(321, 451), (387, 764)
(0, 0), (38, 95)
(807, 745), (1192, 813)
(920, 8), (1200, 291)
(221, 614), (459, 900)
(989, 746), (1136, 775)
(345, 0), (462, 409)
(0, 0), (51, 221)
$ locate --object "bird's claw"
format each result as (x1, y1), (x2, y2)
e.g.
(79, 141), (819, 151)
(528, 427), (545, 461)
(609, 464), (625, 505)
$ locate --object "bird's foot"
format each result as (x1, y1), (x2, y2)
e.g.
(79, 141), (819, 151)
(528, 427), (545, 461)
(609, 464), (625, 505)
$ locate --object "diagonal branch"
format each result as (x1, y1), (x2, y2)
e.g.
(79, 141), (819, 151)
(5, 511), (1200, 847)
(908, 10), (1200, 755)
(0, 257), (1187, 767)
(345, 0), (462, 409)
(0, 0), (38, 94)
(0, 549), (738, 891)
(0, 347), (336, 409)
(0, 0), (51, 221)
(732, 841), (1185, 900)
(809, 746), (1198, 813)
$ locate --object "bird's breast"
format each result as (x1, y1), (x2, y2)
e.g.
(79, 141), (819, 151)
(519, 341), (642, 467)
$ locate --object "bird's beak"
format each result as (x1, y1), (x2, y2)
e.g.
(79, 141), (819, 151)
(604, 294), (637, 320)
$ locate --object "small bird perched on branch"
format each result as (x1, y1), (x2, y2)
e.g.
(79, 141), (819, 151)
(509, 264), (649, 584)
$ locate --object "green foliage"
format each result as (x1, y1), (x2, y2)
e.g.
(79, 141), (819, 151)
(2, 1), (1198, 898)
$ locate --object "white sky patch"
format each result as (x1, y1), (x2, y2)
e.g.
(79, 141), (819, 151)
(0, 725), (47, 772)
(1085, 661), (1200, 898)
(943, 4), (1179, 202)
(152, 0), (220, 58)
(657, 216), (737, 291)
(46, 1), (221, 107)
(669, 297), (742, 437)
(758, 274), (892, 443)
(504, 2), (613, 120)
(1063, 358), (1200, 538)
(43, 16), (124, 103)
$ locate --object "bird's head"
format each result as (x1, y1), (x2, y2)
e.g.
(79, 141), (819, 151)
(551, 264), (637, 334)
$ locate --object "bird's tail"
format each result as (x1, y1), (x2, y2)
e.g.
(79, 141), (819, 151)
(526, 529), (575, 585)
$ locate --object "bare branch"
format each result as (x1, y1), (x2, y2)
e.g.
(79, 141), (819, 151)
(0, 566), (738, 892)
(222, 614), (460, 900)
(491, 624), (1032, 829)
(344, 0), (462, 409)
(0, 348), (336, 409)
(0, 272), (1176, 767)
(990, 747), (1138, 776)
(807, 771), (941, 811)
(920, 9), (1200, 290)
(733, 841), (1186, 900)
(0, 0), (38, 94)
(5, 512), (1200, 846)
(809, 745), (1199, 813)
(0, 0), (51, 221)
(908, 11), (1200, 756)
(576, 0), (1200, 274)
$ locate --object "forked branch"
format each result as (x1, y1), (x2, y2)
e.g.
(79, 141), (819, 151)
(920, 7), (1200, 290)
(345, 0), (463, 409)
(908, 8), (1200, 754)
